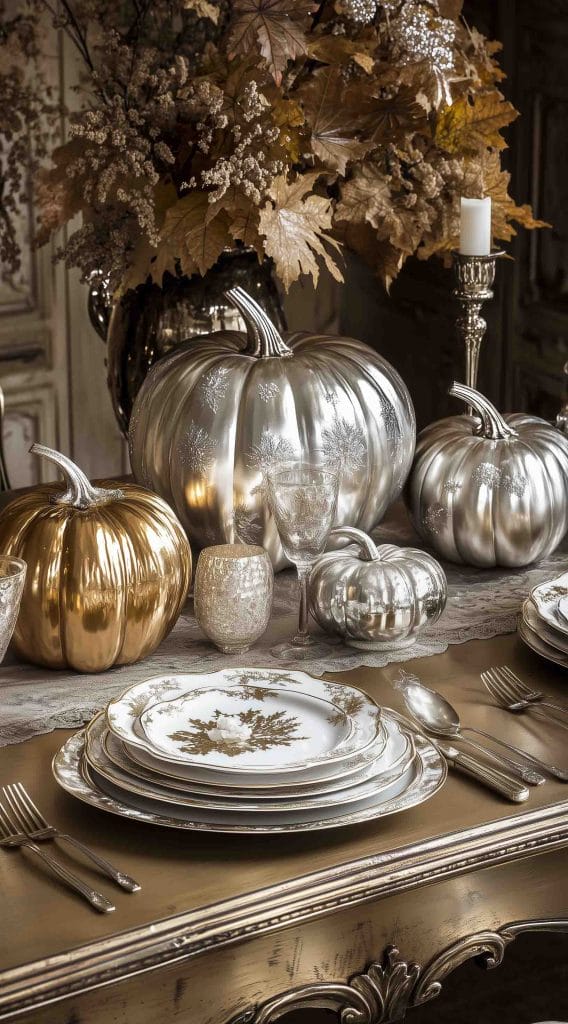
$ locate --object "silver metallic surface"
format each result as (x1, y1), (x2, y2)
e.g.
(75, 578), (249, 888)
(129, 287), (416, 571)
(308, 526), (446, 649)
(29, 443), (124, 509)
(452, 250), (505, 401)
(481, 666), (568, 731)
(406, 382), (568, 567)
(393, 672), (544, 785)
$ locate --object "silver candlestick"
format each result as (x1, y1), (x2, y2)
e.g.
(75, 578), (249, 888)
(452, 250), (505, 403)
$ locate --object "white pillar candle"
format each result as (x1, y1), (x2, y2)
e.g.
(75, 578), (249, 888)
(459, 197), (492, 256)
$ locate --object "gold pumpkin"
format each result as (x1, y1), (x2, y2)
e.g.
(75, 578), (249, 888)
(0, 444), (191, 672)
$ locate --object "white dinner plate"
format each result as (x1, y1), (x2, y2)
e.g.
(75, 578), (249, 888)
(103, 720), (413, 799)
(530, 574), (568, 638)
(84, 712), (414, 813)
(53, 723), (446, 834)
(523, 600), (568, 655)
(107, 668), (385, 784)
(139, 685), (357, 772)
(518, 614), (568, 670)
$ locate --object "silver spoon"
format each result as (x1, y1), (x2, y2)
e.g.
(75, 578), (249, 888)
(393, 673), (553, 785)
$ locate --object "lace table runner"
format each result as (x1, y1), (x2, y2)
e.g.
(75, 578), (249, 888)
(1, 508), (567, 747)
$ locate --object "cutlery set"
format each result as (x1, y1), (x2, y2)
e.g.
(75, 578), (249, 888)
(395, 667), (568, 802)
(0, 782), (139, 913)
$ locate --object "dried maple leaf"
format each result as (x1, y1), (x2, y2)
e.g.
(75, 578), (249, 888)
(297, 66), (374, 176)
(228, 0), (317, 85)
(435, 91), (518, 154)
(335, 163), (392, 226)
(369, 84), (429, 145)
(258, 172), (343, 289)
(157, 192), (232, 278)
(227, 195), (265, 256)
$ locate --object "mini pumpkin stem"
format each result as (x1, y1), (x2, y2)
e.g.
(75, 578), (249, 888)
(449, 382), (518, 441)
(30, 443), (124, 509)
(329, 527), (381, 561)
(225, 287), (293, 359)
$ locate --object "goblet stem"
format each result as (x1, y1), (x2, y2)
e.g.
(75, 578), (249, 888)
(293, 566), (311, 646)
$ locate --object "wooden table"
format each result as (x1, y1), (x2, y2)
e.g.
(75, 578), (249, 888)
(0, 631), (567, 1023)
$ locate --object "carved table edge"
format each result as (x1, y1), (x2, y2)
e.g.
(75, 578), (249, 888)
(0, 801), (567, 1020)
(227, 918), (568, 1024)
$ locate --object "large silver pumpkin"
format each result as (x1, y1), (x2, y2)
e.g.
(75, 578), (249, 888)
(309, 527), (447, 649)
(129, 286), (415, 570)
(407, 382), (568, 568)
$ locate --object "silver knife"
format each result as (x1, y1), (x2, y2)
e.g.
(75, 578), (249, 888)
(437, 741), (529, 803)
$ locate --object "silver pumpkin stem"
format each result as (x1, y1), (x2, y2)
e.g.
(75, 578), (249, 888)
(225, 287), (293, 359)
(329, 526), (381, 561)
(449, 383), (518, 441)
(29, 443), (124, 509)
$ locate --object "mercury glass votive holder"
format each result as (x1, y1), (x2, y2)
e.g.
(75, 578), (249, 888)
(194, 544), (273, 654)
(0, 556), (26, 664)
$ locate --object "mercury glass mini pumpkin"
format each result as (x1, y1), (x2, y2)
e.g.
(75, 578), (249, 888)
(129, 286), (415, 571)
(0, 444), (191, 672)
(308, 526), (447, 650)
(407, 382), (568, 568)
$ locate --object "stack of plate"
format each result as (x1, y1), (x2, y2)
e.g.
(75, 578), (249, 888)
(53, 668), (446, 834)
(519, 572), (568, 669)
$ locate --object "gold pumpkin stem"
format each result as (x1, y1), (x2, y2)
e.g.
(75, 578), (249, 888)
(449, 383), (518, 441)
(225, 287), (293, 359)
(329, 527), (381, 561)
(29, 443), (124, 509)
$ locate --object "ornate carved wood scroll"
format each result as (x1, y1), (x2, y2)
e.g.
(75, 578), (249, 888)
(229, 918), (568, 1024)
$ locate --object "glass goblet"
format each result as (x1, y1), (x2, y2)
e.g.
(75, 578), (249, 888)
(267, 458), (339, 660)
(0, 556), (26, 663)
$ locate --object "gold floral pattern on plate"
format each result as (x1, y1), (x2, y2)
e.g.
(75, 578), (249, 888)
(107, 668), (385, 779)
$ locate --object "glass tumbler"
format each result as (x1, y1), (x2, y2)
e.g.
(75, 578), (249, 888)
(0, 557), (26, 663)
(194, 544), (273, 654)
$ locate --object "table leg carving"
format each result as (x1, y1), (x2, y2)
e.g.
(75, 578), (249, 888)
(229, 918), (568, 1024)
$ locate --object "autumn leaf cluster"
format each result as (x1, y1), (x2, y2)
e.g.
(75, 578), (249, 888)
(0, 0), (543, 293)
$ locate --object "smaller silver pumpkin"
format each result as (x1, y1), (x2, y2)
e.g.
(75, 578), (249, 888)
(308, 527), (447, 650)
(407, 382), (568, 568)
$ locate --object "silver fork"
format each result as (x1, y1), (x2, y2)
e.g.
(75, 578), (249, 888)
(481, 667), (568, 731)
(3, 784), (140, 893)
(485, 666), (568, 718)
(480, 672), (568, 782)
(0, 799), (115, 913)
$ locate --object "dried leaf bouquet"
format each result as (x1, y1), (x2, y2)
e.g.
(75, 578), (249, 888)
(0, 0), (543, 293)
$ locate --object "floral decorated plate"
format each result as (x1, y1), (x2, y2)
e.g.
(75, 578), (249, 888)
(84, 712), (415, 815)
(139, 685), (360, 773)
(105, 718), (412, 798)
(106, 668), (385, 782)
(53, 719), (446, 834)
(530, 573), (568, 638)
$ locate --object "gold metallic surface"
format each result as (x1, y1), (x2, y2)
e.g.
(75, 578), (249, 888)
(0, 460), (191, 672)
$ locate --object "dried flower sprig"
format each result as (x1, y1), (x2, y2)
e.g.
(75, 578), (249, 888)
(1, 0), (544, 294)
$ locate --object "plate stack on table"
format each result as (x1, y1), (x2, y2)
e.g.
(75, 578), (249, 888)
(520, 573), (568, 669)
(53, 669), (446, 834)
